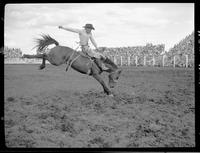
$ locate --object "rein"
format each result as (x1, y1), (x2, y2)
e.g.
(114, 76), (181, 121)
(68, 53), (81, 68)
(66, 43), (91, 71)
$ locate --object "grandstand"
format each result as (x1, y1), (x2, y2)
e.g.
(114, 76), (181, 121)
(4, 47), (42, 64)
(165, 32), (194, 67)
(4, 31), (194, 67)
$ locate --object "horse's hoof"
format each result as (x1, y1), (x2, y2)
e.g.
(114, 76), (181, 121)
(39, 65), (45, 70)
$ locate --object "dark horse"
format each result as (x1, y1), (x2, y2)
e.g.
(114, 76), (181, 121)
(22, 34), (122, 96)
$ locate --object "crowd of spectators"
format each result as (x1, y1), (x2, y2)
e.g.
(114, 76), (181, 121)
(4, 32), (194, 67)
(165, 32), (194, 67)
(99, 32), (194, 67)
(103, 43), (164, 57)
(100, 43), (165, 66)
(4, 47), (22, 58)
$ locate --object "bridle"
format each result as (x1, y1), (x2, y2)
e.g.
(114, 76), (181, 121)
(109, 70), (119, 83)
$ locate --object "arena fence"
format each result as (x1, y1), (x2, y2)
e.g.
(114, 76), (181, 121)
(4, 58), (46, 64)
(4, 54), (194, 68)
(107, 54), (194, 68)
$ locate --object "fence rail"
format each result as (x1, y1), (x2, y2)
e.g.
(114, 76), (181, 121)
(4, 58), (46, 64)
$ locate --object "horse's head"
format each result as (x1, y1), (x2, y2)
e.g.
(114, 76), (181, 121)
(108, 69), (122, 88)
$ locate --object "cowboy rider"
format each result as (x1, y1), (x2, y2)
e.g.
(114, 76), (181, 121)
(58, 23), (106, 71)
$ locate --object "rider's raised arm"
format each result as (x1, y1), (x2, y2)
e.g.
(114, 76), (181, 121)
(59, 26), (81, 33)
(89, 34), (98, 50)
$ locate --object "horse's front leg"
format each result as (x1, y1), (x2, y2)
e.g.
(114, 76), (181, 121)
(92, 73), (113, 96)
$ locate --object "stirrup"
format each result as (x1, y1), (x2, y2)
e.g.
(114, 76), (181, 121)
(65, 61), (70, 71)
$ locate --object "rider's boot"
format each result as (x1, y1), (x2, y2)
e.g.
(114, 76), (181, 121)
(94, 58), (109, 72)
(92, 58), (102, 72)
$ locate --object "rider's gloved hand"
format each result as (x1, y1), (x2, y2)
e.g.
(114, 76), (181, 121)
(96, 48), (103, 53)
(96, 48), (106, 59)
(95, 48), (99, 52)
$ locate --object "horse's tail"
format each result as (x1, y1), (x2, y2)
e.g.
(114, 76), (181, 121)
(33, 34), (59, 53)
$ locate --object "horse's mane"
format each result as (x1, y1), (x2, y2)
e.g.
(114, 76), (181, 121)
(33, 34), (59, 52)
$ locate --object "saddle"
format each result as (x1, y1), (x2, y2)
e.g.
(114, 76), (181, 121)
(80, 52), (108, 71)
(79, 52), (92, 59)
(66, 51), (107, 72)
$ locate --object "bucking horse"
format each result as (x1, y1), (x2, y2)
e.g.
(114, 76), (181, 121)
(22, 34), (122, 96)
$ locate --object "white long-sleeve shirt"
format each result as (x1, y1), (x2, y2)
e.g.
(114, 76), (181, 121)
(62, 27), (98, 48)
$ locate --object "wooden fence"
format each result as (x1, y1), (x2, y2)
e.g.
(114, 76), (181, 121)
(108, 54), (193, 68)
(5, 54), (193, 68)
(4, 58), (44, 64)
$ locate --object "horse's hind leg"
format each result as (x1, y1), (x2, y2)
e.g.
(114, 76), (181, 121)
(22, 54), (47, 70)
(39, 54), (47, 70)
(22, 54), (44, 58)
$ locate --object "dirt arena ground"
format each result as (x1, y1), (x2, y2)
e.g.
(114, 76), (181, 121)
(4, 64), (195, 148)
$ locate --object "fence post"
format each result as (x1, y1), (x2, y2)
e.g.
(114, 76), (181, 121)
(120, 56), (123, 66)
(152, 56), (155, 67)
(135, 56), (138, 66)
(127, 55), (130, 66)
(113, 56), (117, 65)
(185, 54), (188, 68)
(144, 55), (146, 66)
(162, 55), (166, 67)
(173, 56), (176, 68)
